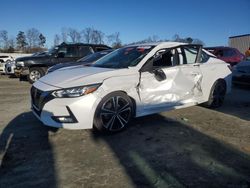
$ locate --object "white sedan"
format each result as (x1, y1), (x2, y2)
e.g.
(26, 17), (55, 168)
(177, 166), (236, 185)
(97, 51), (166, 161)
(0, 55), (14, 74)
(31, 42), (232, 132)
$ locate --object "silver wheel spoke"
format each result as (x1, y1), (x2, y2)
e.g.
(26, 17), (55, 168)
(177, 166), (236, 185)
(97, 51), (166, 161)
(101, 106), (115, 113)
(111, 97), (116, 111)
(100, 112), (114, 116)
(118, 103), (130, 113)
(107, 115), (116, 130)
(30, 70), (40, 81)
(116, 115), (125, 129)
(100, 95), (132, 131)
(116, 96), (120, 110)
(117, 114), (128, 124)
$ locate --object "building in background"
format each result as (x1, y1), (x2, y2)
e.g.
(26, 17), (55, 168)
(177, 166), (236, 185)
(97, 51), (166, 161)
(229, 34), (250, 54)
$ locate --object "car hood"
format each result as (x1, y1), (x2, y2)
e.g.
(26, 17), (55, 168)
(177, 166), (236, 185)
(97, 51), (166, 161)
(234, 60), (250, 73)
(38, 66), (131, 89)
(48, 62), (81, 72)
(15, 54), (51, 62)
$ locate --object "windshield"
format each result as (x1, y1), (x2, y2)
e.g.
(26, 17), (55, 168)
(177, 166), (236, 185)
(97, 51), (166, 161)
(48, 46), (59, 55)
(92, 46), (154, 69)
(77, 50), (112, 63)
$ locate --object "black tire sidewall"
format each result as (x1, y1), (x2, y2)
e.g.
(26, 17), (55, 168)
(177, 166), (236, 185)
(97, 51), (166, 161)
(94, 91), (134, 133)
(206, 80), (226, 108)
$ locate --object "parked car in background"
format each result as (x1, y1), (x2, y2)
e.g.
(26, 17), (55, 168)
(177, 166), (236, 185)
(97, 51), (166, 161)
(32, 51), (48, 56)
(48, 49), (114, 73)
(232, 56), (250, 86)
(205, 47), (245, 66)
(0, 55), (14, 74)
(205, 46), (245, 66)
(5, 60), (16, 75)
(15, 42), (111, 83)
(31, 42), (232, 133)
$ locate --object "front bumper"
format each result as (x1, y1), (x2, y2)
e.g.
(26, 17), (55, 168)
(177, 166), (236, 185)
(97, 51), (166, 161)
(5, 64), (15, 74)
(31, 83), (101, 130)
(0, 64), (6, 73)
(14, 67), (29, 77)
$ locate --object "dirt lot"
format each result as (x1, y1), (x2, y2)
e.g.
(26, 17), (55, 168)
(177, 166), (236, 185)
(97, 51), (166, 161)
(0, 75), (250, 188)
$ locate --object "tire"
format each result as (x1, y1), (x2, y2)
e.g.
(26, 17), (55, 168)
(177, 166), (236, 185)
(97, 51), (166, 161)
(94, 91), (134, 133)
(28, 67), (46, 84)
(204, 80), (226, 108)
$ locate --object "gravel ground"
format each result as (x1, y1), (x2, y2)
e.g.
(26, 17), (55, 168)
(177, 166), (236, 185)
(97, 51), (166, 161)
(0, 75), (249, 188)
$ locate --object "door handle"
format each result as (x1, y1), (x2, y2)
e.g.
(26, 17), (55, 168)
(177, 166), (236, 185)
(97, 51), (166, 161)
(193, 64), (200, 67)
(191, 72), (199, 76)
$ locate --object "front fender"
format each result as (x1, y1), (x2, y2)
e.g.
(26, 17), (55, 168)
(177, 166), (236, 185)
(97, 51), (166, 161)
(97, 73), (142, 116)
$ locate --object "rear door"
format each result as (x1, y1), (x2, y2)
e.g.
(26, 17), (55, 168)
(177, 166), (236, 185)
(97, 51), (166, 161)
(179, 45), (203, 101)
(51, 46), (81, 65)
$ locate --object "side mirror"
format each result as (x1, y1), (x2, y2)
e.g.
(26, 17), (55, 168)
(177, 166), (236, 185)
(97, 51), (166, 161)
(57, 52), (65, 58)
(153, 69), (166, 81)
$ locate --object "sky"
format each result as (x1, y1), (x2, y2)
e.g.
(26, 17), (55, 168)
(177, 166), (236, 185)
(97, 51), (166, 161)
(0, 0), (249, 48)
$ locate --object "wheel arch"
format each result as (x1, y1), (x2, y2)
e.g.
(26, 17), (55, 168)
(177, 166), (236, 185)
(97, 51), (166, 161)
(102, 90), (137, 118)
(29, 64), (49, 70)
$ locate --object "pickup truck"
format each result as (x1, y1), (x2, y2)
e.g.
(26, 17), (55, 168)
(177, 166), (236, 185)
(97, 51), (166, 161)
(15, 42), (111, 83)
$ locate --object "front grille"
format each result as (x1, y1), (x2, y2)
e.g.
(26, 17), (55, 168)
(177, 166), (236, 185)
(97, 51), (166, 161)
(31, 86), (54, 116)
(31, 87), (43, 110)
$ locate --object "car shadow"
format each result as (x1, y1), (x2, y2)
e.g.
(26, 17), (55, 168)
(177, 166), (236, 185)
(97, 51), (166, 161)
(0, 112), (58, 187)
(91, 114), (250, 187)
(214, 85), (250, 121)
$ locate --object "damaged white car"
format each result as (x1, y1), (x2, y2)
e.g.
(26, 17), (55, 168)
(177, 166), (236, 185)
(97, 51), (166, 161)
(31, 42), (232, 132)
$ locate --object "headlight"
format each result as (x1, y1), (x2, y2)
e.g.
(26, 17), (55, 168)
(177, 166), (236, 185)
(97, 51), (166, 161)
(16, 61), (24, 67)
(52, 84), (101, 98)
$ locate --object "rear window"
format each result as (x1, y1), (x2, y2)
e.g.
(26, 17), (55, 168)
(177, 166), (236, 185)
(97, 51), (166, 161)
(78, 46), (94, 57)
(223, 49), (236, 57)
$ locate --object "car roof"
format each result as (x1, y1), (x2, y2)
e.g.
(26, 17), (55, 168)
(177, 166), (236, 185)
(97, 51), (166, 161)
(59, 42), (111, 48)
(205, 46), (236, 50)
(126, 41), (191, 48)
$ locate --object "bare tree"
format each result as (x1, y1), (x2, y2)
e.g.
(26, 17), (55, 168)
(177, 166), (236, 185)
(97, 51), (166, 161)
(107, 32), (122, 48)
(82, 27), (105, 44)
(8, 37), (15, 49)
(173, 34), (182, 42)
(91, 29), (104, 44)
(54, 34), (60, 46)
(38, 33), (46, 47)
(26, 28), (40, 48)
(16, 31), (27, 51)
(172, 34), (205, 45)
(128, 35), (163, 45)
(68, 28), (81, 43)
(82, 27), (93, 43)
(0, 30), (9, 49)
(61, 27), (68, 42)
(152, 35), (159, 42)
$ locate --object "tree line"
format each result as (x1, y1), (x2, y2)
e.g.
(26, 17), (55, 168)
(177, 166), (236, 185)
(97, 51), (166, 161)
(53, 27), (122, 49)
(0, 27), (205, 53)
(0, 28), (46, 53)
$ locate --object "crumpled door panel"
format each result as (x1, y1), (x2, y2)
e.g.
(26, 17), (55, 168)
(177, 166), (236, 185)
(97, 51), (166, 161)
(139, 66), (203, 110)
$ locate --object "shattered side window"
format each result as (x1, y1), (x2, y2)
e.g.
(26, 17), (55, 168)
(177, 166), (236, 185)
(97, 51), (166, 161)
(184, 47), (198, 64)
(200, 51), (209, 63)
